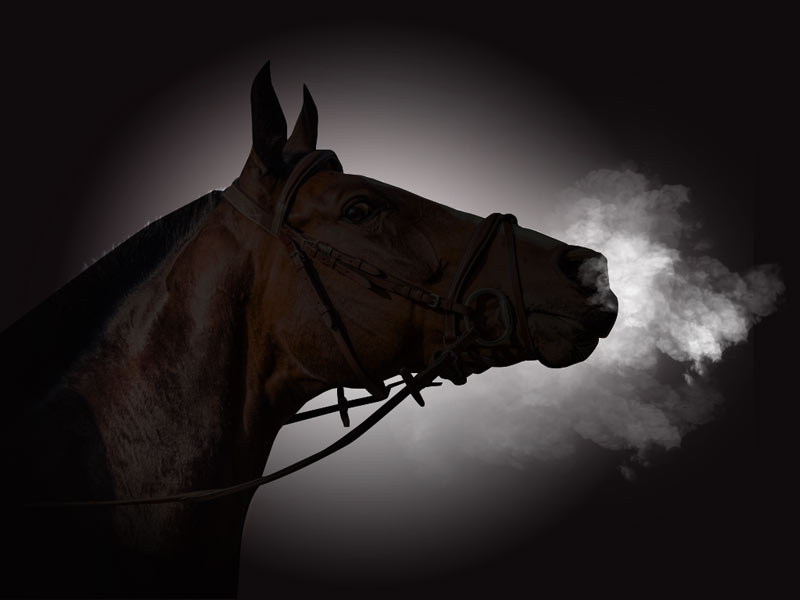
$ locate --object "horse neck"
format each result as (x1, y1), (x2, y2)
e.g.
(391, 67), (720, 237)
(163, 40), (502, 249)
(64, 202), (309, 501)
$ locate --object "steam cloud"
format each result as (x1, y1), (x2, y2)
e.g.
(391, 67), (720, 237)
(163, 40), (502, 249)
(393, 169), (783, 477)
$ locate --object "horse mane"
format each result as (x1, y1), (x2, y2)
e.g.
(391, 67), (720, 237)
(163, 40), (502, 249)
(0, 190), (223, 420)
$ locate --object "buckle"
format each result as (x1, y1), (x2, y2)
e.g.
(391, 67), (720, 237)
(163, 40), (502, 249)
(288, 248), (306, 268)
(426, 293), (441, 309)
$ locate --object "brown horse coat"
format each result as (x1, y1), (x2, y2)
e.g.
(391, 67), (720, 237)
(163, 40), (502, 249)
(0, 62), (616, 597)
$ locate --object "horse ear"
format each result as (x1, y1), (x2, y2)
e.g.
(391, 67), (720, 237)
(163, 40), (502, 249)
(251, 61), (288, 173)
(283, 84), (319, 165)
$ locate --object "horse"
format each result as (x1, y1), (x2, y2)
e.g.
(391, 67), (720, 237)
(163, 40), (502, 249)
(0, 61), (618, 597)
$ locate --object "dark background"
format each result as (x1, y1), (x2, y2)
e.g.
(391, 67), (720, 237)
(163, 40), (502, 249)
(1, 5), (791, 597)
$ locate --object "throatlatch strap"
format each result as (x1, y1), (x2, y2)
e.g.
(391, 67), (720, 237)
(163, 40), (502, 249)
(224, 150), (386, 400)
(284, 236), (389, 400)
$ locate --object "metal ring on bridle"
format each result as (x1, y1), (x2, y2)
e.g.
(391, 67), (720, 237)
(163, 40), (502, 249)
(463, 288), (514, 347)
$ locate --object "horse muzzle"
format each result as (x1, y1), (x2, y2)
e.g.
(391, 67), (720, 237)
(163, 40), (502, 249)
(445, 233), (619, 375)
(524, 244), (619, 368)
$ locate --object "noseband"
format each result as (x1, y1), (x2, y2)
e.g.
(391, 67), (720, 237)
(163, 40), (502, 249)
(37, 150), (533, 508)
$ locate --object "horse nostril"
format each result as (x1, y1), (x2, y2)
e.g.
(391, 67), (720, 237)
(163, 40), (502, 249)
(558, 245), (607, 294)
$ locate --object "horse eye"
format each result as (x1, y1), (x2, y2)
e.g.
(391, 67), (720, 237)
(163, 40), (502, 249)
(343, 199), (378, 223)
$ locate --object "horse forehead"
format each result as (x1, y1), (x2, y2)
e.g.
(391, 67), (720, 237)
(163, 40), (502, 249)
(296, 172), (484, 236)
(301, 172), (417, 204)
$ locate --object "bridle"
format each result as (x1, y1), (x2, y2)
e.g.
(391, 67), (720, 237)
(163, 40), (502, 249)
(34, 149), (534, 508)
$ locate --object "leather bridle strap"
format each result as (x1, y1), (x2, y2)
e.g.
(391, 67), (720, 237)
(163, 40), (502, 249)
(451, 214), (533, 354)
(271, 150), (343, 234)
(29, 151), (532, 509)
(283, 233), (389, 400)
(503, 218), (535, 353)
(223, 149), (491, 399)
(280, 228), (470, 315)
(225, 150), (388, 399)
(442, 213), (511, 344)
(221, 150), (342, 236)
(225, 154), (531, 396)
(225, 180), (473, 318)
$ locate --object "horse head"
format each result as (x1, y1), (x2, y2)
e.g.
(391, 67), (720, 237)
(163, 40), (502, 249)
(230, 62), (618, 410)
(1, 60), (620, 597)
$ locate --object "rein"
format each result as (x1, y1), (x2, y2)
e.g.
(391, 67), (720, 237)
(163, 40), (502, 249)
(32, 149), (531, 508)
